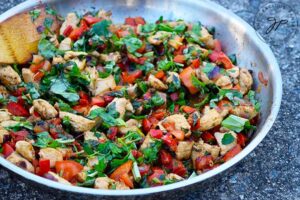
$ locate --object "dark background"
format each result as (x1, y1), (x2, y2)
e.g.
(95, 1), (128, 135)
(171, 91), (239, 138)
(0, 0), (299, 199)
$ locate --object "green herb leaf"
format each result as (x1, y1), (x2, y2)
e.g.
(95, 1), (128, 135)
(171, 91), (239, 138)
(44, 18), (54, 30)
(25, 83), (40, 99)
(29, 9), (41, 21)
(221, 133), (235, 145)
(142, 139), (162, 164)
(123, 37), (143, 53)
(158, 59), (174, 71)
(91, 20), (112, 37)
(221, 115), (250, 132)
(38, 38), (63, 59)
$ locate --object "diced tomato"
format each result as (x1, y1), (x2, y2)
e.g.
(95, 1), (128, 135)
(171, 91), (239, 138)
(195, 155), (214, 171)
(181, 105), (196, 114)
(174, 45), (186, 56)
(142, 119), (152, 133)
(232, 83), (241, 91)
(103, 95), (114, 103)
(155, 70), (165, 80)
(79, 99), (89, 106)
(37, 159), (50, 176)
(107, 127), (118, 140)
(214, 39), (222, 52)
(171, 159), (187, 177)
(237, 134), (247, 147)
(201, 132), (216, 144)
(120, 173), (134, 188)
(134, 17), (146, 25)
(116, 29), (130, 38)
(55, 160), (83, 181)
(69, 20), (89, 41)
(63, 25), (73, 37)
(2, 143), (14, 158)
(11, 130), (29, 142)
(162, 121), (175, 132)
(33, 71), (45, 81)
(151, 111), (165, 120)
(173, 55), (186, 64)
(131, 149), (141, 159)
(91, 96), (106, 107)
(179, 66), (199, 94)
(72, 105), (90, 115)
(83, 15), (102, 25)
(122, 70), (143, 84)
(160, 150), (172, 165)
(12, 87), (27, 96)
(147, 168), (165, 186)
(79, 91), (89, 101)
(127, 53), (147, 64)
(149, 129), (163, 139)
(138, 164), (150, 176)
(222, 145), (242, 162)
(7, 102), (29, 117)
(162, 134), (177, 151)
(51, 118), (61, 126)
(30, 61), (45, 73)
(191, 59), (201, 69)
(110, 160), (133, 181)
(125, 17), (136, 26)
(208, 51), (233, 69)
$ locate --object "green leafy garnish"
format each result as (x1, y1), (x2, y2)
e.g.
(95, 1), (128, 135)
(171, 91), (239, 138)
(50, 78), (79, 102)
(91, 20), (112, 37)
(123, 37), (143, 53)
(221, 133), (235, 145)
(221, 115), (252, 132)
(38, 38), (63, 59)
(142, 139), (162, 164)
(87, 107), (126, 127)
(33, 132), (60, 148)
(29, 9), (41, 21)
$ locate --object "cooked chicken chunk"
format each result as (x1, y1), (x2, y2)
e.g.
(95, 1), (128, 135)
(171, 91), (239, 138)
(199, 106), (227, 131)
(127, 84), (138, 99)
(0, 109), (11, 122)
(231, 105), (257, 119)
(107, 98), (133, 119)
(0, 120), (19, 128)
(0, 85), (8, 98)
(39, 148), (63, 168)
(166, 173), (184, 181)
(214, 131), (237, 155)
(158, 114), (191, 136)
(175, 141), (194, 160)
(148, 74), (168, 90)
(52, 56), (66, 65)
(0, 129), (9, 144)
(147, 31), (171, 45)
(60, 13), (80, 35)
(199, 27), (214, 49)
(22, 68), (35, 83)
(59, 37), (72, 51)
(64, 51), (88, 60)
(15, 141), (35, 161)
(99, 52), (121, 63)
(215, 75), (232, 89)
(94, 177), (130, 190)
(191, 140), (220, 168)
(46, 172), (72, 185)
(140, 134), (155, 150)
(119, 119), (140, 134)
(6, 152), (34, 172)
(84, 131), (98, 141)
(33, 99), (58, 119)
(93, 75), (116, 96)
(59, 111), (96, 132)
(239, 68), (253, 95)
(0, 65), (21, 86)
(87, 156), (99, 168)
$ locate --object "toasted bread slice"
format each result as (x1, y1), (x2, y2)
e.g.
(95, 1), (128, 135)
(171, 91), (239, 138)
(0, 6), (61, 64)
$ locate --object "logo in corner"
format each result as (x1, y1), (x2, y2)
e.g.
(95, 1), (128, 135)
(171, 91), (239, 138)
(254, 2), (298, 44)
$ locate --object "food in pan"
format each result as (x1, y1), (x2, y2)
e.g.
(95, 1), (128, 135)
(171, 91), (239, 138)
(0, 7), (260, 189)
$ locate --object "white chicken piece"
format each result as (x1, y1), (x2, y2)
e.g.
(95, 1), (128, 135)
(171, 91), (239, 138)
(127, 84), (138, 99)
(99, 52), (121, 63)
(46, 172), (72, 185)
(0, 85), (8, 98)
(158, 114), (191, 137)
(39, 148), (63, 168)
(199, 106), (227, 131)
(15, 141), (35, 161)
(60, 13), (80, 35)
(214, 131), (237, 155)
(199, 27), (215, 49)
(84, 131), (98, 141)
(119, 119), (140, 134)
(33, 99), (58, 119)
(191, 140), (220, 168)
(0, 120), (19, 128)
(6, 152), (34, 172)
(94, 177), (130, 190)
(0, 65), (21, 86)
(168, 35), (184, 49)
(0, 129), (9, 144)
(239, 68), (253, 95)
(231, 105), (258, 119)
(147, 31), (171, 45)
(59, 37), (72, 51)
(166, 72), (180, 84)
(85, 67), (98, 92)
(97, 9), (112, 20)
(59, 111), (96, 132)
(148, 74), (168, 91)
(0, 109), (11, 122)
(52, 56), (66, 65)
(22, 68), (35, 83)
(107, 98), (133, 119)
(227, 66), (240, 79)
(166, 173), (184, 181)
(64, 51), (88, 60)
(140, 134), (155, 150)
(195, 66), (214, 84)
(87, 156), (99, 168)
(56, 148), (73, 159)
(215, 75), (233, 89)
(175, 141), (194, 160)
(93, 75), (116, 96)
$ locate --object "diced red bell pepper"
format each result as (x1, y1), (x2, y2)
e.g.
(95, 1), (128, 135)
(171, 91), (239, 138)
(55, 160), (84, 181)
(69, 20), (89, 41)
(138, 164), (150, 176)
(12, 87), (27, 97)
(171, 159), (187, 177)
(237, 134), (247, 147)
(79, 91), (89, 100)
(33, 71), (45, 81)
(173, 55), (186, 64)
(174, 45), (186, 56)
(7, 102), (29, 117)
(162, 134), (177, 151)
(116, 29), (130, 38)
(151, 111), (165, 120)
(79, 99), (89, 106)
(222, 145), (242, 162)
(122, 70), (143, 84)
(91, 96), (106, 107)
(125, 17), (146, 26)
(107, 127), (118, 140)
(134, 17), (146, 25)
(208, 51), (233, 69)
(195, 155), (214, 171)
(11, 130), (29, 142)
(155, 70), (165, 80)
(149, 129), (163, 139)
(201, 132), (216, 144)
(63, 25), (73, 37)
(83, 15), (102, 25)
(191, 59), (201, 69)
(30, 61), (45, 73)
(179, 66), (199, 94)
(142, 118), (152, 133)
(2, 143), (14, 158)
(72, 105), (90, 115)
(181, 105), (196, 114)
(125, 17), (136, 26)
(160, 150), (172, 165)
(147, 168), (165, 186)
(37, 159), (50, 176)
